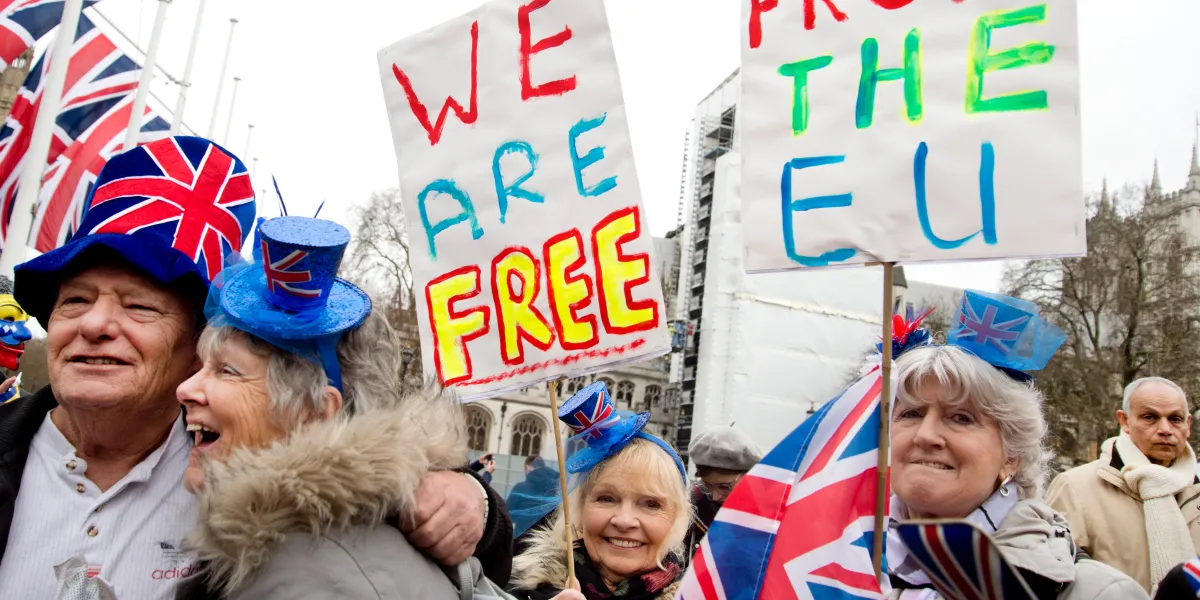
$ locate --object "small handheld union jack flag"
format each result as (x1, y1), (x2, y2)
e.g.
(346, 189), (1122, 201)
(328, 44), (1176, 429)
(895, 521), (1037, 600)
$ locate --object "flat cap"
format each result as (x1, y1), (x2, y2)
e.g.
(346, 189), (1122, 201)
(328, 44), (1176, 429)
(689, 426), (763, 472)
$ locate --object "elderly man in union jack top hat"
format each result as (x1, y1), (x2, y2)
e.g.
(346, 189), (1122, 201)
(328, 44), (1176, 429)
(0, 137), (514, 599)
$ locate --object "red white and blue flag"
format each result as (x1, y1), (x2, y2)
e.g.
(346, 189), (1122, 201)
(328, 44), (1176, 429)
(677, 363), (893, 600)
(0, 13), (169, 249)
(262, 243), (320, 298)
(0, 0), (102, 72)
(1182, 558), (1200, 596)
(893, 521), (1036, 600)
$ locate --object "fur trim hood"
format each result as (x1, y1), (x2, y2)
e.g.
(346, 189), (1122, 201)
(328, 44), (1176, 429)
(187, 383), (467, 594)
(511, 527), (681, 599)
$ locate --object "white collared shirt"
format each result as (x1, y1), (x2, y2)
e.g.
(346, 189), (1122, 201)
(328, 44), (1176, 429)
(0, 411), (198, 600)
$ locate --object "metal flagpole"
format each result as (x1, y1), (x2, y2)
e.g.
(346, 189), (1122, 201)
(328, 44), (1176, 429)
(251, 157), (258, 179)
(123, 0), (172, 151)
(205, 17), (237, 138)
(222, 76), (240, 144)
(169, 0), (206, 135)
(243, 123), (254, 158)
(0, 0), (85, 276)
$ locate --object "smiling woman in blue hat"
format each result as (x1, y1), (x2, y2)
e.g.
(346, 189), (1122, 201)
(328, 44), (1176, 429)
(171, 216), (487, 600)
(508, 382), (691, 600)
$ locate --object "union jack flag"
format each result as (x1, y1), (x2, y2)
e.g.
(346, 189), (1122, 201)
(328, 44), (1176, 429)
(81, 137), (254, 281)
(0, 14), (156, 247)
(894, 521), (1036, 600)
(0, 0), (101, 72)
(262, 242), (320, 298)
(1183, 558), (1200, 595)
(677, 363), (892, 600)
(560, 382), (619, 441)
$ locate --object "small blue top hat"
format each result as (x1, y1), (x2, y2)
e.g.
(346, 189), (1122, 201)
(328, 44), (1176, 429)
(14, 136), (256, 326)
(210, 216), (371, 390)
(946, 290), (1067, 380)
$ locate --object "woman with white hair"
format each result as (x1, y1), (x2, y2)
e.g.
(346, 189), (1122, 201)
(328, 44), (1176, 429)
(886, 291), (1145, 600)
(509, 382), (691, 600)
(172, 217), (488, 599)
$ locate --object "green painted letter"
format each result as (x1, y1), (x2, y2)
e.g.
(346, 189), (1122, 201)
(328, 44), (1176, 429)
(856, 28), (923, 129)
(778, 56), (833, 136)
(966, 4), (1056, 113)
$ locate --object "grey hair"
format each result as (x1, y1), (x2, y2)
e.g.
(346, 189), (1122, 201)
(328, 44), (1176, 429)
(1122, 377), (1187, 413)
(895, 345), (1051, 499)
(197, 308), (402, 428)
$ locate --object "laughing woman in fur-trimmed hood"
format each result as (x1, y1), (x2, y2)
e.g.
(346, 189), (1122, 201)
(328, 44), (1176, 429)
(173, 217), (471, 600)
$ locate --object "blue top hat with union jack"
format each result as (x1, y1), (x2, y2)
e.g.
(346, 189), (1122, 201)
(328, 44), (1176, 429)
(13, 136), (256, 326)
(210, 216), (370, 390)
(945, 289), (1066, 381)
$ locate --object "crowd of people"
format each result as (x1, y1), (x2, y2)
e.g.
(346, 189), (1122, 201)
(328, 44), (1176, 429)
(0, 135), (1198, 599)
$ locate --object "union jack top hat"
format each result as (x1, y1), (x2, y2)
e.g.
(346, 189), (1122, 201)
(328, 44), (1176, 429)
(13, 136), (256, 326)
(945, 289), (1066, 380)
(211, 216), (370, 390)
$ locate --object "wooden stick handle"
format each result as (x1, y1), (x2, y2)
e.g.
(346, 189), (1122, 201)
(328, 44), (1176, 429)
(547, 378), (577, 588)
(872, 263), (896, 583)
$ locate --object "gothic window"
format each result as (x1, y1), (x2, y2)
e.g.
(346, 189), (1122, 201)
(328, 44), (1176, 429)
(463, 405), (491, 453)
(567, 377), (587, 395)
(597, 377), (615, 394)
(644, 385), (662, 412)
(615, 381), (635, 410)
(509, 414), (546, 457)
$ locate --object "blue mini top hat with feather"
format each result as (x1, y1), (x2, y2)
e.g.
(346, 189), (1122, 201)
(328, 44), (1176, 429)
(891, 289), (1066, 381)
(509, 381), (686, 537)
(209, 216), (371, 390)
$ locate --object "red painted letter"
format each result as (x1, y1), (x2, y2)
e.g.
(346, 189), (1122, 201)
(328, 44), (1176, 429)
(391, 21), (480, 146)
(804, 0), (848, 30)
(870, 0), (917, 7)
(519, 0), (577, 99)
(748, 0), (777, 49)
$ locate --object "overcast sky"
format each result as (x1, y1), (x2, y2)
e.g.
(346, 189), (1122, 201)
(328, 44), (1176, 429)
(90, 0), (1200, 293)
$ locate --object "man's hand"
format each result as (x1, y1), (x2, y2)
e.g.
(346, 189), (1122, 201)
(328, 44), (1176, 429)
(401, 470), (486, 566)
(485, 459), (496, 474)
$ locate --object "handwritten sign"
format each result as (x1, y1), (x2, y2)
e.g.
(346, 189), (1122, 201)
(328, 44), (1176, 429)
(741, 0), (1083, 272)
(378, 0), (668, 399)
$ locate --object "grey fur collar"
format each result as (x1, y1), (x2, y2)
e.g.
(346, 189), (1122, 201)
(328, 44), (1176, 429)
(187, 385), (466, 594)
(511, 527), (681, 599)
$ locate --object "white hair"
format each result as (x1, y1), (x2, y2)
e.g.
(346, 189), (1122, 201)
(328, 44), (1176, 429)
(1122, 376), (1187, 414)
(895, 345), (1051, 499)
(197, 308), (402, 428)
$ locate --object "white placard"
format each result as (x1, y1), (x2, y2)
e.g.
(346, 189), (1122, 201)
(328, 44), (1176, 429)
(378, 0), (668, 400)
(741, 0), (1083, 272)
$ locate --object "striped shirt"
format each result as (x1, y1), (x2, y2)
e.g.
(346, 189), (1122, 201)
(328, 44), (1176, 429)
(0, 412), (197, 599)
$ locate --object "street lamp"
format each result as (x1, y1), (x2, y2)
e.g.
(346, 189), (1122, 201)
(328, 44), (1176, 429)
(498, 402), (508, 451)
(400, 347), (414, 383)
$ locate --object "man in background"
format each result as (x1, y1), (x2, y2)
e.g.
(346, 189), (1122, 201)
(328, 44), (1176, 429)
(685, 426), (763, 562)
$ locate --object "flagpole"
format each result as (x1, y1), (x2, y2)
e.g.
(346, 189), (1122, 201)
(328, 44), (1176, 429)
(243, 123), (254, 157)
(123, 0), (171, 152)
(546, 378), (577, 588)
(170, 0), (206, 135)
(206, 17), (237, 138)
(0, 0), (85, 277)
(872, 262), (896, 583)
(222, 76), (240, 144)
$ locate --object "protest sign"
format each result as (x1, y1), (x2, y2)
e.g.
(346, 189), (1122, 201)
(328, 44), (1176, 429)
(741, 0), (1083, 273)
(378, 0), (668, 400)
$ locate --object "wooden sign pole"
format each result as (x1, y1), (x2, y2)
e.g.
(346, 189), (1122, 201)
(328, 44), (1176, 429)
(547, 378), (577, 588)
(872, 263), (896, 583)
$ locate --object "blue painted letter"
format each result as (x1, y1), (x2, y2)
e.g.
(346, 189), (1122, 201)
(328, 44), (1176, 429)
(493, 140), (544, 224)
(781, 156), (857, 267)
(418, 179), (484, 259)
(569, 113), (618, 197)
(913, 141), (997, 250)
